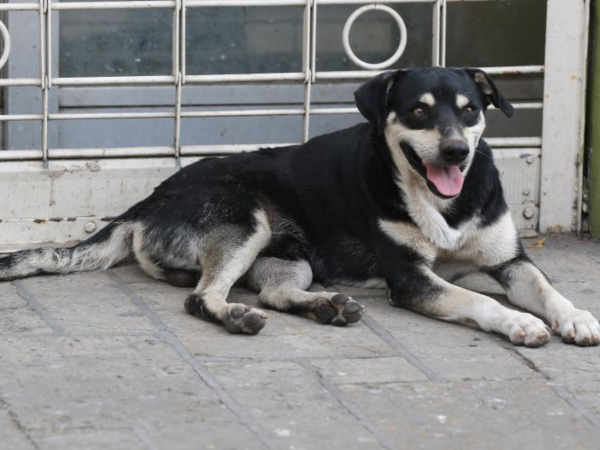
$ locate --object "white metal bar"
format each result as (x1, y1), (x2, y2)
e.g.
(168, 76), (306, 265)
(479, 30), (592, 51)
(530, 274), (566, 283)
(0, 139), (541, 162)
(49, 112), (176, 120)
(485, 137), (542, 148)
(483, 65), (544, 75)
(0, 101), (542, 122)
(185, 73), (305, 83)
(172, 0), (180, 79)
(432, 0), (441, 66)
(48, 147), (175, 158)
(310, 107), (357, 114)
(0, 3), (40, 11)
(493, 147), (541, 159)
(315, 65), (545, 80)
(51, 109), (304, 120)
(181, 0), (187, 84)
(173, 0), (182, 158)
(302, 0), (312, 143)
(52, 76), (176, 86)
(41, 0), (50, 161)
(0, 150), (44, 160)
(311, 0), (317, 82)
(46, 70), (546, 90)
(0, 114), (43, 121)
(46, 0), (51, 87)
(440, 0), (446, 67)
(183, 109), (305, 118)
(181, 143), (298, 155)
(42, 87), (49, 161)
(52, 1), (176, 10)
(0, 78), (42, 87)
(490, 102), (543, 110)
(187, 0), (306, 6)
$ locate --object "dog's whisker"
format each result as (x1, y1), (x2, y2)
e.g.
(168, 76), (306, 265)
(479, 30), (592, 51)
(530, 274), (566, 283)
(475, 148), (492, 160)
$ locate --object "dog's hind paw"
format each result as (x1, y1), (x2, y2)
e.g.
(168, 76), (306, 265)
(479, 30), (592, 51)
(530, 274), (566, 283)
(222, 304), (268, 335)
(315, 294), (364, 327)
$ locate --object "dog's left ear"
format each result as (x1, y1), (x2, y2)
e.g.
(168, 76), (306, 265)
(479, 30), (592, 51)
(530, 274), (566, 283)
(354, 71), (403, 134)
(467, 69), (514, 118)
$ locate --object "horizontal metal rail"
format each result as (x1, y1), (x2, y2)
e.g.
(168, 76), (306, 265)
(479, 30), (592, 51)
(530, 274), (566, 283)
(485, 137), (542, 148)
(0, 66), (545, 89)
(0, 101), (544, 122)
(0, 138), (542, 162)
(52, 1), (176, 10)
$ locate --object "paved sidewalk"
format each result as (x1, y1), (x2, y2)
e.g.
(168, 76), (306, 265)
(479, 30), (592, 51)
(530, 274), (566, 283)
(1, 234), (600, 450)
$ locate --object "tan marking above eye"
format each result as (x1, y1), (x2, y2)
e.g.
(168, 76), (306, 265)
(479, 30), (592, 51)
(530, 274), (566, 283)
(456, 94), (470, 109)
(419, 93), (436, 107)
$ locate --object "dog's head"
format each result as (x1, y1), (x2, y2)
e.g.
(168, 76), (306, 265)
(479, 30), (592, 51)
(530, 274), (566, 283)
(355, 68), (513, 198)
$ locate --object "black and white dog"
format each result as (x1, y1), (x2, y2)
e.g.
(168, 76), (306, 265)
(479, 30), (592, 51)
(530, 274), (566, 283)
(1, 68), (598, 347)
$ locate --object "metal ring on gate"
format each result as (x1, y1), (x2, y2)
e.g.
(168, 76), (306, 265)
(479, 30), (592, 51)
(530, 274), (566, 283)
(342, 4), (407, 70)
(0, 20), (11, 71)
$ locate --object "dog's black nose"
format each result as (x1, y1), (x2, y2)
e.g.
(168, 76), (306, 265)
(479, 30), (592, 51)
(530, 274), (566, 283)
(441, 141), (469, 165)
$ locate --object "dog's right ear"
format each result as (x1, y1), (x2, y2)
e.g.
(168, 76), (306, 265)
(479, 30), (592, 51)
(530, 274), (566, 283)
(354, 71), (402, 135)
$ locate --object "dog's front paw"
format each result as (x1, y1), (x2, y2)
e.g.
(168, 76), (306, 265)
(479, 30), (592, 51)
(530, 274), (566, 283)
(503, 312), (551, 348)
(222, 304), (268, 335)
(552, 309), (600, 347)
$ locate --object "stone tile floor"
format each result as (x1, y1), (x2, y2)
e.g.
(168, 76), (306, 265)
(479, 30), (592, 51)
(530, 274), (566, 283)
(1, 234), (600, 450)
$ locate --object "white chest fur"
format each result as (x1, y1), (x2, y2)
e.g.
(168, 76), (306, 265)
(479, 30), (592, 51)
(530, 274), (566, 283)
(379, 210), (519, 268)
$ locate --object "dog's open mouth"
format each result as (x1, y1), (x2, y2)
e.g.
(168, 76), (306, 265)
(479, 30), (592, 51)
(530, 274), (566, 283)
(400, 143), (466, 198)
(422, 163), (464, 197)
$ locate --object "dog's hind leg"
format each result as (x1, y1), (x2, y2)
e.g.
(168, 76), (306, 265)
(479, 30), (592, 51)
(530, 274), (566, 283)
(184, 210), (271, 335)
(246, 257), (364, 326)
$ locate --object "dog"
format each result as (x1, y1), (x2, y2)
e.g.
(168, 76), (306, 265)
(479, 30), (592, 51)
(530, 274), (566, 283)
(1, 67), (598, 347)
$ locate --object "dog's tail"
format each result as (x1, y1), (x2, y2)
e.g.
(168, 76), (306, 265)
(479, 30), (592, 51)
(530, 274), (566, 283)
(0, 221), (134, 281)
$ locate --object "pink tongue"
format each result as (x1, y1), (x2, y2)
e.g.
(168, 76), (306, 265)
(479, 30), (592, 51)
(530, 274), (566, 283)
(423, 164), (464, 197)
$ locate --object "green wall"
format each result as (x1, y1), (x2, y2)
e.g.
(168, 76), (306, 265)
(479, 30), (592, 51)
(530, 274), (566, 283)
(589, 0), (600, 238)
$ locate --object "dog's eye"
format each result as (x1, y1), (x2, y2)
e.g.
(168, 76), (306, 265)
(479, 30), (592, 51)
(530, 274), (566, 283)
(463, 105), (476, 114)
(412, 107), (426, 117)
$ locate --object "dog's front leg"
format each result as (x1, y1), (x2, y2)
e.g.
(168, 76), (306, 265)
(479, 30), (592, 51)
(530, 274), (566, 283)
(374, 233), (550, 346)
(386, 265), (551, 347)
(488, 258), (600, 346)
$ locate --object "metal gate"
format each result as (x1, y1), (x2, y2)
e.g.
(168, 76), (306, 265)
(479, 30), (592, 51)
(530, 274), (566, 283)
(0, 0), (589, 247)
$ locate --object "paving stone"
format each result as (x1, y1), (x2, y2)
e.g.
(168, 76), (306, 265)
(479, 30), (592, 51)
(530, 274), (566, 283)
(0, 282), (52, 335)
(19, 272), (155, 334)
(542, 280), (600, 318)
(340, 379), (600, 450)
(31, 428), (147, 450)
(518, 344), (600, 419)
(526, 240), (600, 284)
(205, 360), (383, 450)
(0, 409), (36, 450)
(0, 336), (233, 431)
(128, 282), (395, 360)
(147, 421), (267, 450)
(311, 357), (428, 385)
(110, 263), (156, 285)
(356, 300), (535, 382)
